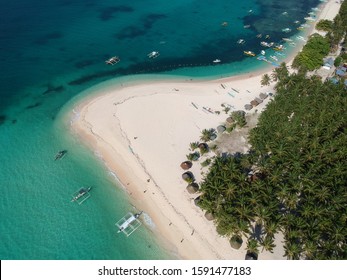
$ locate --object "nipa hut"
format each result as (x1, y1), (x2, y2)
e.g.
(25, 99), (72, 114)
(226, 117), (234, 124)
(229, 235), (243, 250)
(180, 161), (192, 170)
(259, 92), (268, 100)
(204, 211), (215, 221)
(255, 97), (263, 104)
(217, 125), (226, 133)
(182, 171), (194, 182)
(186, 183), (199, 194)
(244, 104), (253, 110)
(194, 196), (201, 206)
(250, 100), (259, 107)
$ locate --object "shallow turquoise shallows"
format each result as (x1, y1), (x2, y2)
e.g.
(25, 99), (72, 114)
(0, 0), (320, 259)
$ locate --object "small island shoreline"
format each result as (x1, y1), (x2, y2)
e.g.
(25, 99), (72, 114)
(68, 0), (341, 259)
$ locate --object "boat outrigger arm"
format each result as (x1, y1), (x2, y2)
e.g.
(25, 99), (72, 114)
(116, 211), (143, 237)
(71, 187), (92, 205)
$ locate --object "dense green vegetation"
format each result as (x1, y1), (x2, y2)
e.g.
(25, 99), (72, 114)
(316, 19), (333, 32)
(198, 64), (347, 259)
(292, 34), (330, 71)
(293, 1), (347, 70)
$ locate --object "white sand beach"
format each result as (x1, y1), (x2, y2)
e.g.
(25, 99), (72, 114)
(70, 0), (341, 259)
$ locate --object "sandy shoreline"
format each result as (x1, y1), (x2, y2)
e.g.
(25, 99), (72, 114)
(69, 0), (341, 259)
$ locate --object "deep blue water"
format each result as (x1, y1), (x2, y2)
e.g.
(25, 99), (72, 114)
(0, 0), (320, 259)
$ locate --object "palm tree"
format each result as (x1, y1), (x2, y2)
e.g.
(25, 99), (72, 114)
(260, 234), (276, 253)
(283, 242), (302, 260)
(189, 142), (199, 151)
(200, 128), (217, 142)
(261, 74), (271, 86)
(246, 238), (260, 255)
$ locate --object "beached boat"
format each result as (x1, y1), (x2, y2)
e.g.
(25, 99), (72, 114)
(147, 51), (160, 59)
(304, 16), (316, 22)
(55, 150), (67, 161)
(213, 59), (221, 63)
(244, 51), (256, 57)
(282, 38), (293, 42)
(105, 56), (120, 65)
(116, 211), (143, 236)
(71, 187), (92, 204)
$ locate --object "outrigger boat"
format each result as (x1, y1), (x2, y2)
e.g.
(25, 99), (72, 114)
(105, 56), (120, 65)
(147, 51), (160, 59)
(71, 187), (92, 204)
(244, 50), (256, 57)
(55, 150), (67, 161)
(116, 211), (143, 237)
(213, 59), (221, 63)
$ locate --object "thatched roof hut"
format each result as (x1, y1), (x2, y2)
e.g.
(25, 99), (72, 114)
(229, 235), (243, 249)
(226, 117), (234, 124)
(194, 196), (201, 206)
(180, 161), (192, 170)
(204, 211), (215, 221)
(244, 104), (253, 110)
(217, 125), (226, 133)
(245, 251), (258, 260)
(259, 92), (268, 99)
(182, 171), (194, 182)
(255, 97), (263, 104)
(198, 142), (208, 150)
(250, 100), (259, 107)
(186, 183), (199, 194)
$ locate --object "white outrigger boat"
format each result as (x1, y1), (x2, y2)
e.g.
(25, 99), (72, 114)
(116, 211), (143, 237)
(71, 187), (92, 204)
(147, 51), (160, 59)
(105, 56), (120, 65)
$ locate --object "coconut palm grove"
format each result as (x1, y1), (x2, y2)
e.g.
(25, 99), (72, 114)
(196, 2), (347, 260)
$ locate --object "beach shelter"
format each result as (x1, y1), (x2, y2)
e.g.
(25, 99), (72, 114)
(186, 183), (199, 194)
(250, 100), (259, 107)
(217, 125), (226, 133)
(244, 104), (253, 110)
(204, 211), (215, 221)
(226, 117), (234, 124)
(182, 171), (194, 182)
(245, 251), (258, 260)
(194, 196), (201, 206)
(259, 92), (268, 99)
(180, 161), (192, 170)
(255, 97), (263, 104)
(229, 235), (243, 250)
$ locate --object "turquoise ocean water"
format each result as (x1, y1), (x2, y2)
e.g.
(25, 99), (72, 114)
(0, 0), (321, 259)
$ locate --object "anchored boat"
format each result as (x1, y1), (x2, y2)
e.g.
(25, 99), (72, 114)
(71, 187), (92, 204)
(244, 50), (256, 57)
(105, 56), (120, 65)
(55, 150), (67, 161)
(147, 51), (160, 59)
(116, 211), (143, 237)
